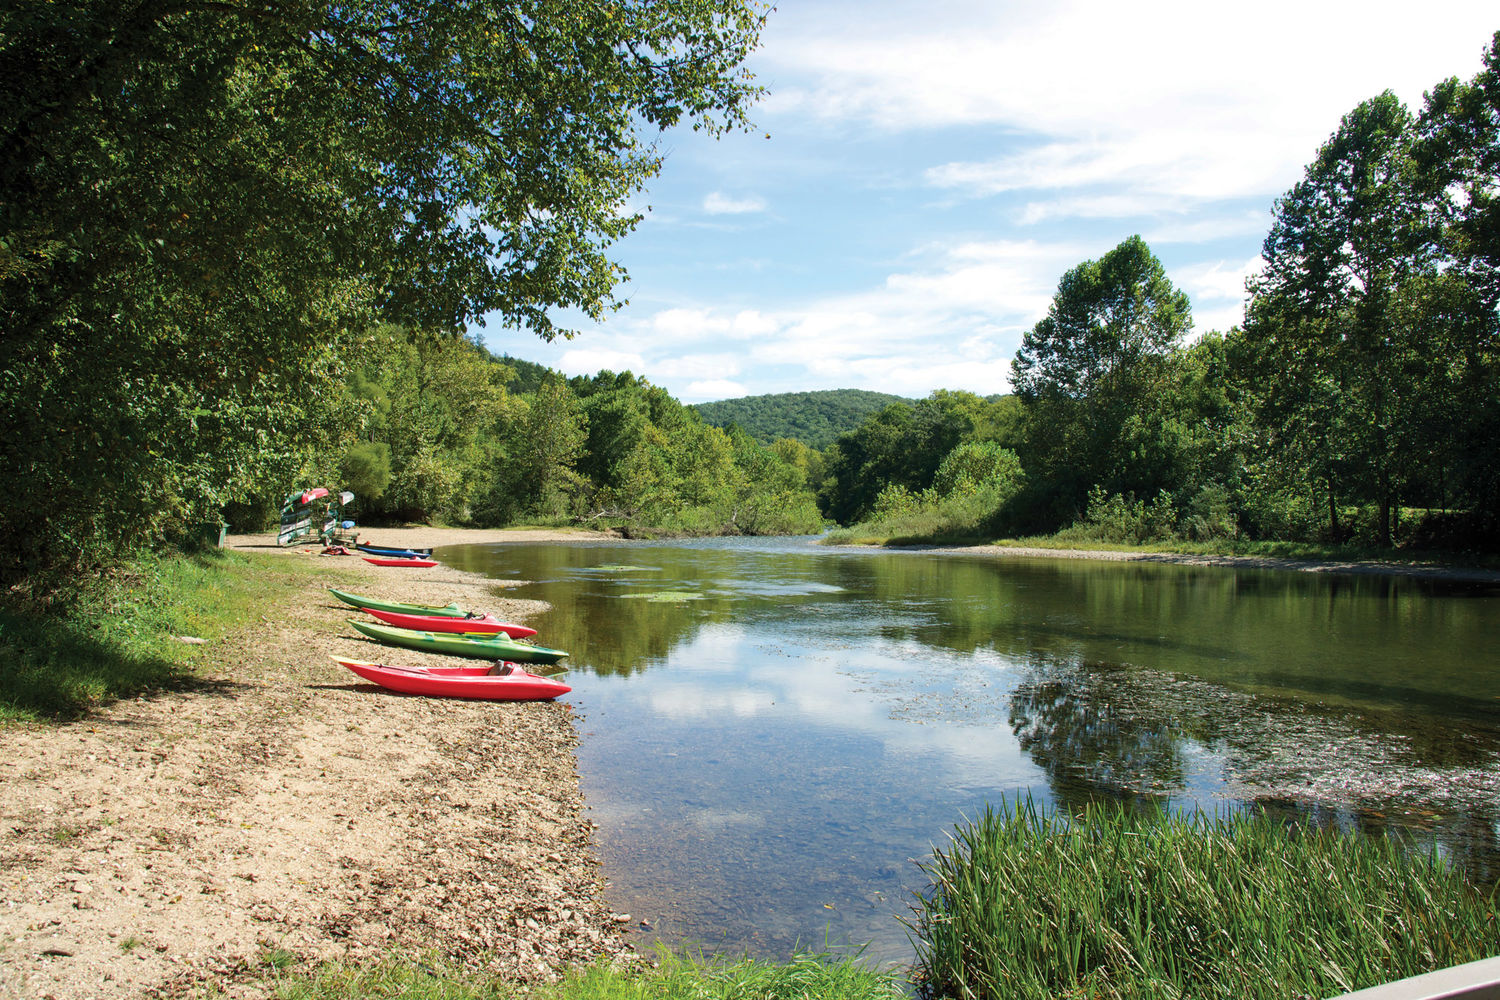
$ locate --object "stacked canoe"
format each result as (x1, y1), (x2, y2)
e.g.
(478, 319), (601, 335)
(331, 587), (570, 701)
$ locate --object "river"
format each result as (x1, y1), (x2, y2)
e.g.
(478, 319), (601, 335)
(439, 536), (1500, 966)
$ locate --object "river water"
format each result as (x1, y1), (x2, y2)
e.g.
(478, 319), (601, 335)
(439, 536), (1500, 966)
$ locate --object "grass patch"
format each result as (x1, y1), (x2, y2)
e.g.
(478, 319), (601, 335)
(0, 549), (335, 723)
(270, 949), (903, 1000)
(907, 798), (1500, 1000)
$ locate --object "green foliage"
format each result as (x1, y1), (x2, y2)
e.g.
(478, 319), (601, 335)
(491, 353), (559, 397)
(824, 441), (1025, 546)
(1012, 235), (1192, 402)
(932, 440), (1024, 499)
(908, 798), (1500, 1000)
(1243, 93), (1429, 546)
(819, 395), (975, 524)
(339, 443), (393, 505)
(357, 328), (513, 523)
(272, 949), (902, 1000)
(486, 374), (590, 523)
(1055, 488), (1183, 546)
(694, 389), (916, 449)
(1010, 236), (1195, 529)
(0, 0), (768, 584)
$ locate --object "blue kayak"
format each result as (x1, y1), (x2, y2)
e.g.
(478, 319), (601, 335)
(356, 542), (433, 559)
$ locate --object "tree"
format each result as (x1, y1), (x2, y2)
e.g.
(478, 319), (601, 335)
(1010, 236), (1193, 527)
(0, 0), (768, 580)
(370, 329), (511, 522)
(818, 398), (972, 525)
(510, 375), (588, 520)
(1413, 32), (1500, 532)
(1242, 93), (1431, 544)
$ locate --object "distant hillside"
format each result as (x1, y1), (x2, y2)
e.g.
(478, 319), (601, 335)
(694, 389), (914, 450)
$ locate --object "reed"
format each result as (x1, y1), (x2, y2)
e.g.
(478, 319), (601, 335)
(907, 798), (1499, 1000)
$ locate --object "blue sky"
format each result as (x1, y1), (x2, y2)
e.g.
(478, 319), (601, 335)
(477, 1), (1499, 404)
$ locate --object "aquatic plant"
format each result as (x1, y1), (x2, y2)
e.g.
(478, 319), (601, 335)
(907, 798), (1499, 1000)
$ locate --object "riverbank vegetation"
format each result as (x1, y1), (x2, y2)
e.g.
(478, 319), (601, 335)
(0, 548), (326, 722)
(823, 36), (1500, 557)
(327, 353), (825, 538)
(909, 800), (1499, 1000)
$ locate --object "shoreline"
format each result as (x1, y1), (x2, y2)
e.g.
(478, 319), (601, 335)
(840, 540), (1500, 584)
(6, 524), (1494, 998)
(1, 527), (628, 1000)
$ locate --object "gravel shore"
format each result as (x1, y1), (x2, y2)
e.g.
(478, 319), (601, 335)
(0, 527), (628, 1000)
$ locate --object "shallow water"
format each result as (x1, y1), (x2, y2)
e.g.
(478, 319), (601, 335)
(439, 537), (1500, 966)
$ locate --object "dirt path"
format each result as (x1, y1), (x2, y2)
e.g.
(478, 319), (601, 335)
(0, 528), (630, 1000)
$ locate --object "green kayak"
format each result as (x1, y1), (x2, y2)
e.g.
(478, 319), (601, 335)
(329, 588), (467, 618)
(348, 619), (569, 664)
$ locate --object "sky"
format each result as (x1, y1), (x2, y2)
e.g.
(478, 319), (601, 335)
(476, 1), (1500, 404)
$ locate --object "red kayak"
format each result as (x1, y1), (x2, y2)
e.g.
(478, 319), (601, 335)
(364, 608), (538, 639)
(362, 556), (438, 567)
(333, 658), (571, 701)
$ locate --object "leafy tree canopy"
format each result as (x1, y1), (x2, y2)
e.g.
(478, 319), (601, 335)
(1011, 234), (1192, 403)
(0, 0), (768, 581)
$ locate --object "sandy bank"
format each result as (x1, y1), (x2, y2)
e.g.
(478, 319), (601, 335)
(1, 528), (628, 1000)
(910, 542), (1500, 583)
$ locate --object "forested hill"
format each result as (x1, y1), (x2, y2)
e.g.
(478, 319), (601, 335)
(693, 389), (914, 449)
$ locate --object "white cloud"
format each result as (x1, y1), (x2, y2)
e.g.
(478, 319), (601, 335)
(764, 1), (1496, 135)
(553, 347), (647, 376)
(767, 0), (1498, 214)
(1017, 194), (1191, 226)
(685, 379), (749, 402)
(654, 354), (743, 379)
(1145, 212), (1271, 246)
(1172, 258), (1261, 305)
(651, 308), (730, 340)
(1169, 257), (1263, 334)
(703, 191), (768, 215)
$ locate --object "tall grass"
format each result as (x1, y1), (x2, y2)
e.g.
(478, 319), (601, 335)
(907, 798), (1500, 1000)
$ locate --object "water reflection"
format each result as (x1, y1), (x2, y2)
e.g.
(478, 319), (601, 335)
(1008, 658), (1191, 810)
(439, 539), (1500, 963)
(1006, 653), (1500, 885)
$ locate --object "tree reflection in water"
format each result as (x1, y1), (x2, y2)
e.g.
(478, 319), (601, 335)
(1008, 654), (1500, 886)
(1008, 657), (1187, 811)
